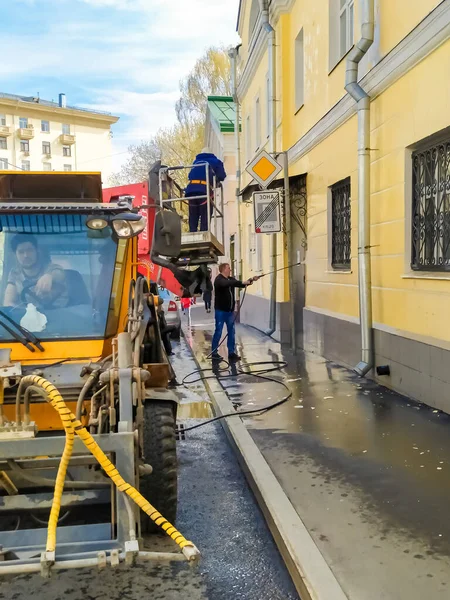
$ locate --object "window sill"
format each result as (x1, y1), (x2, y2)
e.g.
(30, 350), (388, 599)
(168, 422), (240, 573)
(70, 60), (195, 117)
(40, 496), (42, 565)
(328, 45), (354, 76)
(325, 269), (353, 274)
(402, 272), (450, 281)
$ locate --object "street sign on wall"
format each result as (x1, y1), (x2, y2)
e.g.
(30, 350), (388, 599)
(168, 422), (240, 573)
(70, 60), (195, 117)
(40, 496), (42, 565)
(253, 190), (281, 233)
(246, 150), (282, 189)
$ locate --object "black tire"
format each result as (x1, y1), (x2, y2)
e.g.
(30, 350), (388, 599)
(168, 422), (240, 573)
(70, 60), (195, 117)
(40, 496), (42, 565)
(140, 401), (178, 534)
(170, 327), (181, 340)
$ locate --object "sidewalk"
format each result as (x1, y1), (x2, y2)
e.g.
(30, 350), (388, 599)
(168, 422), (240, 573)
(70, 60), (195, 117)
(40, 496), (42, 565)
(183, 304), (450, 600)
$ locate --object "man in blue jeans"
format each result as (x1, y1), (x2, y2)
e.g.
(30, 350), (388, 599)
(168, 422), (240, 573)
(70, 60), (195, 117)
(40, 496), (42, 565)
(211, 263), (259, 362)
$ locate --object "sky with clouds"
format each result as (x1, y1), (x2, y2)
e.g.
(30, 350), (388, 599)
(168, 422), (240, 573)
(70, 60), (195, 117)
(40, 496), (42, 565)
(0, 0), (240, 169)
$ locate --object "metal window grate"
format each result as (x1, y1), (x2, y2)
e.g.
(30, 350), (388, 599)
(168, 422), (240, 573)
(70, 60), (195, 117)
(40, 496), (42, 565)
(331, 177), (351, 269)
(412, 141), (450, 271)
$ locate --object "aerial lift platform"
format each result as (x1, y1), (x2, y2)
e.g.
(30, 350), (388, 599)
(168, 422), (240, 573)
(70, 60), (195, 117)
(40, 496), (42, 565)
(151, 162), (225, 269)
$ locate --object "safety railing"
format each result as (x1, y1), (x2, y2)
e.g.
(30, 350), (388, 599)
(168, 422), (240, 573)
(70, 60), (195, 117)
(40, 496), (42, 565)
(158, 163), (225, 251)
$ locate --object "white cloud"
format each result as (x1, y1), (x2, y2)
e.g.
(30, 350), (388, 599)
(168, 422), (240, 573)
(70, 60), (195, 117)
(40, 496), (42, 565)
(84, 89), (180, 141)
(4, 0), (240, 172)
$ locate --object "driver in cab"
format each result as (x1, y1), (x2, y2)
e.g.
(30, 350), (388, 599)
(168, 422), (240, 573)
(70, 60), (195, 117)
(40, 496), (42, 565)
(4, 234), (68, 308)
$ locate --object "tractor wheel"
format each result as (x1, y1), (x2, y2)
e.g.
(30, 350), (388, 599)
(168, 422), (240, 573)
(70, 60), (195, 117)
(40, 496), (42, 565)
(140, 401), (178, 534)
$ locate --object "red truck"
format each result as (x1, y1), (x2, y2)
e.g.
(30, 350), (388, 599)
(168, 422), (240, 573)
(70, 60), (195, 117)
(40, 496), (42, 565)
(102, 181), (183, 297)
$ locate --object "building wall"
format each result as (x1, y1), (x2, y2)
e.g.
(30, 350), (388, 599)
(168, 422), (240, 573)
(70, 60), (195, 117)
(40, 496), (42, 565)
(0, 100), (117, 183)
(238, 19), (289, 338)
(236, 0), (450, 409)
(205, 114), (238, 265)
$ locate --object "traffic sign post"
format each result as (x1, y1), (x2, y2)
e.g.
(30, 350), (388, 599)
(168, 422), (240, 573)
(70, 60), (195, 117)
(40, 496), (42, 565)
(253, 190), (281, 233)
(246, 150), (283, 189)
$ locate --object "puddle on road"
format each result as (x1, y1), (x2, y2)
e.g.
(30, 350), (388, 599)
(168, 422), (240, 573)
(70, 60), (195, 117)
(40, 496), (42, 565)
(177, 401), (213, 419)
(175, 384), (213, 419)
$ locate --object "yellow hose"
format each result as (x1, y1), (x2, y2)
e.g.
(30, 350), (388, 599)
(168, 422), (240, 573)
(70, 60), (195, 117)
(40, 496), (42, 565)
(19, 375), (194, 554)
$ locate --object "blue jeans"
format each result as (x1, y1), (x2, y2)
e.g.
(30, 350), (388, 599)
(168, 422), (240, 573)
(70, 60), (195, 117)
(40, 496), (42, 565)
(187, 194), (208, 232)
(212, 310), (235, 354)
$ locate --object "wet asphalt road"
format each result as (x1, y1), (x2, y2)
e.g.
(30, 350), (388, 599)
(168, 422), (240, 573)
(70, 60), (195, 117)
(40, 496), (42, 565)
(186, 305), (450, 599)
(0, 336), (298, 600)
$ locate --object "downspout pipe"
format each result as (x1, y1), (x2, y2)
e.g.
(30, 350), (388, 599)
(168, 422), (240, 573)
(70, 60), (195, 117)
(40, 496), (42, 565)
(259, 0), (277, 337)
(344, 0), (374, 377)
(229, 45), (243, 283)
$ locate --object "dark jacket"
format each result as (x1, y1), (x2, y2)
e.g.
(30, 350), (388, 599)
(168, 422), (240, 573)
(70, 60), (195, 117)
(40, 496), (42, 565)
(185, 152), (226, 197)
(214, 274), (246, 313)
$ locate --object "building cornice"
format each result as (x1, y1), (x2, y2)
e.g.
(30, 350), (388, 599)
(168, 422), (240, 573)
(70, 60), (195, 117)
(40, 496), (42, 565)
(237, 25), (267, 100)
(237, 0), (296, 99)
(0, 97), (119, 124)
(288, 0), (450, 165)
(270, 0), (296, 25)
(237, 0), (247, 34)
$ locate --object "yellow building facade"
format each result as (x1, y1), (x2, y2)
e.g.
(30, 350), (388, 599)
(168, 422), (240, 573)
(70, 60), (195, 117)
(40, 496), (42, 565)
(236, 0), (450, 411)
(0, 92), (118, 182)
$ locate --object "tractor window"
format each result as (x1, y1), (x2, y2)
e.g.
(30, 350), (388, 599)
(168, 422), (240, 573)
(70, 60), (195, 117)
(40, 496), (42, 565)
(0, 213), (118, 340)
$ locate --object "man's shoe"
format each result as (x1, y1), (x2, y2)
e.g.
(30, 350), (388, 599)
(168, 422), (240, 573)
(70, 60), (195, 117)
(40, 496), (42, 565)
(228, 353), (241, 362)
(211, 352), (222, 361)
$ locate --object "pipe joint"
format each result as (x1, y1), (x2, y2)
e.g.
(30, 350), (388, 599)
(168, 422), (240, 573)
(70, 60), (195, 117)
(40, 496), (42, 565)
(345, 81), (367, 103)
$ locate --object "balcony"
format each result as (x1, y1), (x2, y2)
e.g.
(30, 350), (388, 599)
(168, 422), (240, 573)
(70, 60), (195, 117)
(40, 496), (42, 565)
(59, 133), (76, 145)
(0, 125), (11, 137)
(18, 126), (34, 140)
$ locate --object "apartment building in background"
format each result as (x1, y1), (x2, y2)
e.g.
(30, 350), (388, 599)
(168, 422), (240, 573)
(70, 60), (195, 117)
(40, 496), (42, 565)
(0, 92), (119, 182)
(236, 0), (450, 412)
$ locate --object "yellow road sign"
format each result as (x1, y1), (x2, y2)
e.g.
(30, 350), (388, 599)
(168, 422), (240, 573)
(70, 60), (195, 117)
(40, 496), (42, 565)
(246, 150), (282, 189)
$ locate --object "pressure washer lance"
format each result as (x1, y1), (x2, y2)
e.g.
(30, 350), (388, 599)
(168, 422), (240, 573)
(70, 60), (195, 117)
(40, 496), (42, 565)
(254, 261), (303, 280)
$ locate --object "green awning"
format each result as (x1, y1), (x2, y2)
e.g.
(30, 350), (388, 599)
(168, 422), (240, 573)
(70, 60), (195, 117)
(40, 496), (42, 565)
(207, 96), (241, 133)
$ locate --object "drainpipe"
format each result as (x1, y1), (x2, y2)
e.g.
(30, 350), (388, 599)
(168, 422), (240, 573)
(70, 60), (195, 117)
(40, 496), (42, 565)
(344, 0), (374, 377)
(229, 45), (243, 283)
(259, 0), (277, 337)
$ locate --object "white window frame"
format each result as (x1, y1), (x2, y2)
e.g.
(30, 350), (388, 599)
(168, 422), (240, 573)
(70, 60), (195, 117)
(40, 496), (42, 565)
(246, 115), (252, 162)
(42, 141), (51, 155)
(339, 0), (354, 59)
(0, 115), (6, 127)
(0, 138), (7, 150)
(20, 140), (29, 153)
(0, 158), (8, 170)
(43, 162), (52, 172)
(63, 164), (72, 172)
(41, 120), (50, 133)
(255, 96), (261, 150)
(295, 28), (305, 112)
(62, 123), (70, 134)
(21, 161), (30, 171)
(63, 145), (71, 157)
(19, 117), (28, 129)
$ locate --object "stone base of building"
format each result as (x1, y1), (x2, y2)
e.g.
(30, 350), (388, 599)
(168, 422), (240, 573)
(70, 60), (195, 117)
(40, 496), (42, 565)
(304, 307), (450, 414)
(239, 293), (291, 345)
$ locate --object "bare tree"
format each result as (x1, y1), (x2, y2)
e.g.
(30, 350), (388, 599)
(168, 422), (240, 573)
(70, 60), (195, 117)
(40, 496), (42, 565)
(176, 46), (232, 125)
(109, 140), (161, 187)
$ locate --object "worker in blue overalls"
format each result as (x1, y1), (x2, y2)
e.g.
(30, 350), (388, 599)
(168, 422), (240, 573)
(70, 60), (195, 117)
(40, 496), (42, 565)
(185, 148), (226, 232)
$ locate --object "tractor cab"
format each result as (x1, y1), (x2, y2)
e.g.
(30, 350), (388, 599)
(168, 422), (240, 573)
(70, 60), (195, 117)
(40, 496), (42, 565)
(0, 173), (139, 362)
